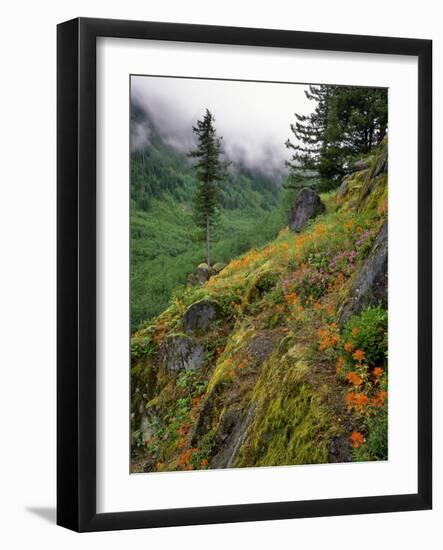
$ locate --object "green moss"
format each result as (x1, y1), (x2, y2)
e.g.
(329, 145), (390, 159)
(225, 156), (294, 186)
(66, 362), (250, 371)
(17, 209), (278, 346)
(358, 173), (387, 213)
(131, 138), (389, 471)
(207, 323), (256, 392)
(237, 345), (334, 467)
(243, 265), (280, 306)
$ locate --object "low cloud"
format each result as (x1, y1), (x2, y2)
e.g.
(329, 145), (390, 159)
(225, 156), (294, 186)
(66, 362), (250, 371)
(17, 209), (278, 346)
(131, 75), (314, 180)
(130, 120), (151, 152)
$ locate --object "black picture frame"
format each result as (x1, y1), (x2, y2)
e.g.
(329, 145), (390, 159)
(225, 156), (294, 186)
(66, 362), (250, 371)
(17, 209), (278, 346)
(57, 17), (432, 532)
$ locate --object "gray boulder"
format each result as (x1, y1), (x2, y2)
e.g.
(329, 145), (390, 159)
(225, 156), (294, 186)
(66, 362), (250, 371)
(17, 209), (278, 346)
(187, 272), (199, 287)
(196, 263), (212, 284)
(161, 333), (205, 372)
(289, 188), (326, 232)
(212, 262), (227, 273)
(352, 159), (370, 171)
(187, 262), (225, 287)
(339, 221), (387, 325)
(183, 299), (222, 334)
(337, 175), (352, 199)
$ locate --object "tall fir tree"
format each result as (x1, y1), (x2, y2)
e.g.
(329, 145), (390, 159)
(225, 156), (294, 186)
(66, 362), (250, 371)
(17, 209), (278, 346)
(188, 109), (228, 267)
(285, 85), (387, 191)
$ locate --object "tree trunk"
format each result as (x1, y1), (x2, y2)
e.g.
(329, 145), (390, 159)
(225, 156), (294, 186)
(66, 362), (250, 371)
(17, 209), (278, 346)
(206, 217), (211, 267)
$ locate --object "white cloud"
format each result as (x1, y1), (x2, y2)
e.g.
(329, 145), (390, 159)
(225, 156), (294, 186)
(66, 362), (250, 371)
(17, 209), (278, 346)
(131, 75), (315, 178)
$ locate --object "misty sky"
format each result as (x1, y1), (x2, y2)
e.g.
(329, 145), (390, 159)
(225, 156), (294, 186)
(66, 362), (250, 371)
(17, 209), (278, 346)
(131, 75), (316, 179)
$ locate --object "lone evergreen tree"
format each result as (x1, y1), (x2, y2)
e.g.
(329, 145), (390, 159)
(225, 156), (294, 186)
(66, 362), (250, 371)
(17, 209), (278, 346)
(188, 109), (228, 267)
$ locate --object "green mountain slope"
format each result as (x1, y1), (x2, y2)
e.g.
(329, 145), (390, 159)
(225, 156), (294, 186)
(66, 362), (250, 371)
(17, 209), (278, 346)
(131, 139), (388, 472)
(130, 113), (287, 329)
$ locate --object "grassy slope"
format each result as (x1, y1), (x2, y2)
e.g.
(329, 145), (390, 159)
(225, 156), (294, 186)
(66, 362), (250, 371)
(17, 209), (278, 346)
(130, 134), (287, 330)
(131, 140), (388, 472)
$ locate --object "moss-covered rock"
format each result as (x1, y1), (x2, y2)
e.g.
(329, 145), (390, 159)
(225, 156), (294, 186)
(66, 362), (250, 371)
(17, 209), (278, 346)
(182, 299), (223, 334)
(161, 333), (205, 372)
(236, 345), (336, 466)
(338, 221), (387, 325)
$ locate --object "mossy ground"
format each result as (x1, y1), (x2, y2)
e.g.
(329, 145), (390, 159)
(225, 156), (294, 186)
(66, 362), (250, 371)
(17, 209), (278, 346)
(131, 141), (389, 472)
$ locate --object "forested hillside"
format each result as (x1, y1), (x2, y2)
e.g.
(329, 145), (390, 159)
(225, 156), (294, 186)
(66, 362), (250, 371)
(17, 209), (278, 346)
(130, 106), (289, 329)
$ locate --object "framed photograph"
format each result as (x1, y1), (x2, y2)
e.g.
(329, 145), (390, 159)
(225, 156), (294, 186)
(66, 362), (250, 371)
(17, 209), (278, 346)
(57, 17), (432, 532)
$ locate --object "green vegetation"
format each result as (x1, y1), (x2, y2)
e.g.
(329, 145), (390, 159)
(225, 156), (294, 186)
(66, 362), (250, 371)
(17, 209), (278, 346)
(188, 109), (228, 267)
(131, 140), (388, 472)
(286, 85), (387, 190)
(130, 91), (389, 472)
(130, 121), (287, 329)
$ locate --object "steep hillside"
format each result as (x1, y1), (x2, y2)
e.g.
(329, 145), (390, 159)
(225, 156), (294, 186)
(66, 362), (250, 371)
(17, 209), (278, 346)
(130, 108), (286, 329)
(131, 139), (388, 472)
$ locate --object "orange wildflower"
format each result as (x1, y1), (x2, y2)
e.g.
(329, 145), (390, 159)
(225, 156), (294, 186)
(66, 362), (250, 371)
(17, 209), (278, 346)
(373, 367), (384, 378)
(346, 371), (363, 387)
(372, 390), (388, 408)
(336, 356), (345, 374)
(285, 293), (298, 305)
(201, 458), (208, 467)
(353, 349), (366, 362)
(351, 327), (360, 336)
(350, 431), (364, 449)
(346, 392), (370, 412)
(344, 342), (354, 353)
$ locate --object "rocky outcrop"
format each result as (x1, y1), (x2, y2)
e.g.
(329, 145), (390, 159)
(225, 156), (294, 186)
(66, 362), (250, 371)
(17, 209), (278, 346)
(337, 175), (351, 199)
(339, 221), (387, 325)
(352, 159), (370, 171)
(182, 299), (223, 334)
(190, 381), (256, 469)
(187, 262), (227, 286)
(212, 262), (227, 274)
(289, 188), (325, 232)
(357, 139), (388, 211)
(196, 263), (212, 284)
(210, 405), (256, 469)
(161, 333), (205, 372)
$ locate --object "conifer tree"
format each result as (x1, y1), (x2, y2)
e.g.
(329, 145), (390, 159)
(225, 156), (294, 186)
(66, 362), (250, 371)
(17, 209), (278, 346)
(285, 85), (387, 191)
(285, 85), (337, 189)
(188, 109), (228, 267)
